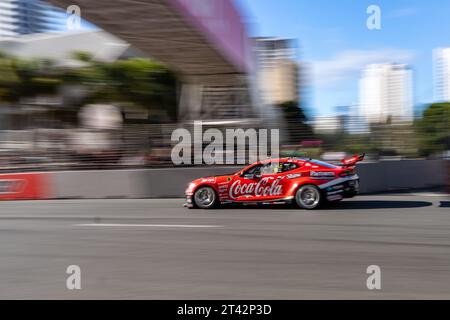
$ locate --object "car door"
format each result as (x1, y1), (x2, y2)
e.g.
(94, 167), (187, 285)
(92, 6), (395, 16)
(257, 161), (301, 201)
(228, 164), (262, 202)
(255, 162), (287, 201)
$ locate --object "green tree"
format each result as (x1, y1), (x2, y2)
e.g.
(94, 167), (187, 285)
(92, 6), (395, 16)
(279, 101), (313, 144)
(0, 52), (60, 103)
(415, 103), (450, 156)
(65, 52), (178, 122)
(1, 50), (178, 123)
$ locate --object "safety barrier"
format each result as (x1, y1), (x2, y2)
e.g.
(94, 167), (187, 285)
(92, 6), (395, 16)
(0, 160), (447, 200)
(0, 172), (52, 200)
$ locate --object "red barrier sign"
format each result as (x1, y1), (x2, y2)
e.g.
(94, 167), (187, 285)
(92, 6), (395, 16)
(0, 172), (51, 200)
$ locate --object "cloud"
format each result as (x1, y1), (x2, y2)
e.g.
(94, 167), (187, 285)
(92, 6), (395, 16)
(311, 49), (416, 87)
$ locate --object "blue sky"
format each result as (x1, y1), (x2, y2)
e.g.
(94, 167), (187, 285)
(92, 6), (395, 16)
(236, 0), (450, 117)
(50, 11), (97, 32)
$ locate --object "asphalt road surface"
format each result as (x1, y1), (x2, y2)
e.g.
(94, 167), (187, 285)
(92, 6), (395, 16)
(0, 193), (449, 299)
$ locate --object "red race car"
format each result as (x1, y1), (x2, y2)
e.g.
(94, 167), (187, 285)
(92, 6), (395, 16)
(185, 154), (365, 210)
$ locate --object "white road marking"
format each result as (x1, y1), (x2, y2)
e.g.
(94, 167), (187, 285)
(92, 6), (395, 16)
(74, 223), (224, 228)
(411, 192), (449, 197)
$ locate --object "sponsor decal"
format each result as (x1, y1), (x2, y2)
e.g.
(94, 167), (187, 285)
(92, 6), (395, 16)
(286, 173), (301, 179)
(0, 173), (50, 200)
(326, 190), (344, 196)
(229, 177), (283, 200)
(327, 194), (344, 201)
(0, 179), (26, 194)
(310, 171), (335, 179)
(318, 175), (359, 189)
(326, 184), (344, 191)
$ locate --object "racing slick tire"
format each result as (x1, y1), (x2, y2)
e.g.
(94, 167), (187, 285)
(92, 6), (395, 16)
(192, 186), (219, 209)
(294, 184), (322, 210)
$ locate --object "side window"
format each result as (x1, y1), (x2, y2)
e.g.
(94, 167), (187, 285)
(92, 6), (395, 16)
(260, 163), (276, 175)
(244, 164), (262, 176)
(280, 162), (299, 173)
(245, 162), (300, 176)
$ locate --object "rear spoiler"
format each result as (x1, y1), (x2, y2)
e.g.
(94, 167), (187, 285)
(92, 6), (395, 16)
(341, 153), (365, 167)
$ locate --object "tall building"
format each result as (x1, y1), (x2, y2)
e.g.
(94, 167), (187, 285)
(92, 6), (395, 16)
(253, 37), (300, 106)
(359, 63), (413, 124)
(0, 0), (62, 38)
(433, 47), (450, 102)
(313, 115), (346, 134)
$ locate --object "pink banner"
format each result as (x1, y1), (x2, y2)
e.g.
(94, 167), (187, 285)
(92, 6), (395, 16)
(168, 0), (250, 73)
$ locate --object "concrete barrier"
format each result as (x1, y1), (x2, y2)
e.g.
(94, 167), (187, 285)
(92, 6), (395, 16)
(357, 160), (446, 193)
(52, 170), (135, 199)
(48, 160), (448, 199)
(130, 167), (239, 198)
(51, 167), (240, 199)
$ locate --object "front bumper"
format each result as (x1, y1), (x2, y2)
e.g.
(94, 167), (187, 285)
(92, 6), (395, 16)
(319, 174), (360, 201)
(184, 194), (194, 208)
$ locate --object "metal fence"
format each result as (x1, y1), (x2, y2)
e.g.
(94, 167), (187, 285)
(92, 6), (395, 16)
(0, 115), (448, 173)
(0, 124), (175, 172)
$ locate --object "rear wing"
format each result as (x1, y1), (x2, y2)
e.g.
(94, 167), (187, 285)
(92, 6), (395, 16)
(341, 153), (365, 167)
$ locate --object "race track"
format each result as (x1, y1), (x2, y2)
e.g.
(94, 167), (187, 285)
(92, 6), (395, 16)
(0, 193), (449, 299)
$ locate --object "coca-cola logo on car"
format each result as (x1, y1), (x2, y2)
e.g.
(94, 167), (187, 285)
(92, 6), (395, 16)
(229, 177), (283, 199)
